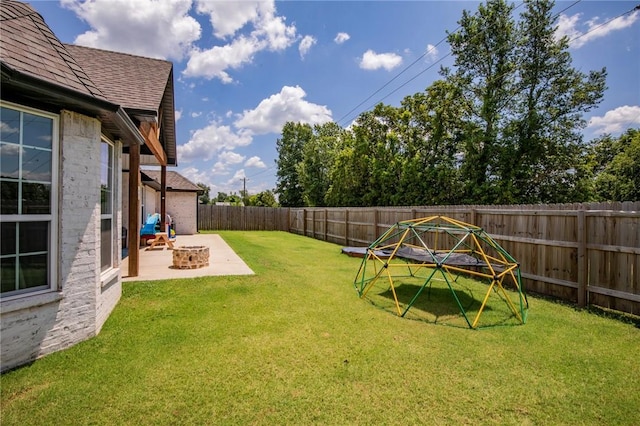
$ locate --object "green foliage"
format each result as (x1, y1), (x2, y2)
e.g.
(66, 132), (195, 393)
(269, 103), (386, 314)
(589, 129), (640, 201)
(298, 122), (344, 207)
(224, 193), (243, 206)
(247, 190), (279, 207)
(274, 0), (611, 207)
(275, 122), (311, 207)
(215, 192), (228, 203)
(1, 232), (639, 425)
(196, 182), (210, 204)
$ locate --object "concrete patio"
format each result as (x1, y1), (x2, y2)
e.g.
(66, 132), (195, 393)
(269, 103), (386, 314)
(121, 234), (254, 282)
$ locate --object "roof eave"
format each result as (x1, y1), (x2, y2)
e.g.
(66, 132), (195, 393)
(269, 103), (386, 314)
(1, 62), (144, 147)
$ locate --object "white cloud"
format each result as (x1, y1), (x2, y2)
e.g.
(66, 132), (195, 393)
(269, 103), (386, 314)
(61, 0), (201, 60)
(175, 109), (182, 121)
(219, 151), (245, 165)
(234, 85), (332, 134)
(178, 121), (253, 162)
(425, 44), (439, 62)
(299, 35), (316, 59)
(229, 169), (246, 184)
(183, 2), (297, 81)
(184, 35), (261, 82)
(245, 156), (266, 168)
(359, 49), (403, 71)
(334, 32), (350, 44)
(212, 161), (230, 175)
(588, 105), (640, 135)
(191, 112), (202, 118)
(556, 11), (640, 48)
(195, 0), (265, 39)
(179, 166), (210, 186)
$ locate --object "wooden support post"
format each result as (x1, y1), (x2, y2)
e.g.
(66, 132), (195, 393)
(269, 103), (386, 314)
(577, 209), (587, 307)
(128, 142), (140, 277)
(161, 165), (167, 233)
(470, 208), (477, 225)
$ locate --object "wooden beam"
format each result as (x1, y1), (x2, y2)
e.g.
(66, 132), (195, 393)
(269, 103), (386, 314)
(161, 165), (167, 233)
(139, 121), (167, 166)
(128, 141), (140, 277)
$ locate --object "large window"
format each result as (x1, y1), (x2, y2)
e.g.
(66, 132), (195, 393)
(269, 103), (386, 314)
(1, 103), (57, 297)
(101, 139), (114, 272)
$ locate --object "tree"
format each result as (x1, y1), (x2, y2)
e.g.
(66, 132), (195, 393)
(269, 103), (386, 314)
(445, 0), (606, 204)
(215, 192), (228, 203)
(224, 193), (243, 206)
(324, 130), (367, 206)
(398, 80), (464, 205)
(297, 122), (343, 207)
(248, 190), (279, 207)
(275, 122), (312, 207)
(197, 182), (210, 204)
(591, 129), (640, 201)
(447, 0), (517, 203)
(501, 0), (606, 203)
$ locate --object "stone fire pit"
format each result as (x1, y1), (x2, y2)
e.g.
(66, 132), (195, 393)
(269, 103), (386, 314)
(172, 245), (209, 269)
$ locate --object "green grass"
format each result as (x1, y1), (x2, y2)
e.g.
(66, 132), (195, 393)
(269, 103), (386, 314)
(1, 231), (638, 425)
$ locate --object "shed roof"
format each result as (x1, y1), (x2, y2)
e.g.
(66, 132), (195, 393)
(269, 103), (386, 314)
(141, 170), (202, 193)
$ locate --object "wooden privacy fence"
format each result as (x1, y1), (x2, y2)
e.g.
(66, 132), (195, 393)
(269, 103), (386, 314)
(198, 203), (639, 316)
(287, 203), (640, 316)
(198, 205), (290, 232)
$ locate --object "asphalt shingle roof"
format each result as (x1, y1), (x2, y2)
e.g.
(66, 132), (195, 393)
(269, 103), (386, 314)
(142, 170), (202, 193)
(1, 0), (177, 165)
(64, 44), (173, 113)
(0, 0), (106, 100)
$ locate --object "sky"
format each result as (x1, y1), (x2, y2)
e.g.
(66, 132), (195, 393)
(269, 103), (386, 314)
(30, 0), (640, 197)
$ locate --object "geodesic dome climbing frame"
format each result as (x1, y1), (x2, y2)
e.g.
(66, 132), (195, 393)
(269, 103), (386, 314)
(352, 215), (528, 328)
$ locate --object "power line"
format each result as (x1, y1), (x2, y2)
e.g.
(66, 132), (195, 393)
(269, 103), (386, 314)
(337, 0), (586, 127)
(335, 36), (453, 126)
(567, 4), (640, 46)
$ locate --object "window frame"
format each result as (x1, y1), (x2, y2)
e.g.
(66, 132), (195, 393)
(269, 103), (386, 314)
(0, 101), (59, 300)
(100, 137), (116, 274)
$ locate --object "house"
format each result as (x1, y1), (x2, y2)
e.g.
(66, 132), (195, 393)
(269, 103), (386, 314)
(141, 170), (202, 235)
(0, 0), (177, 371)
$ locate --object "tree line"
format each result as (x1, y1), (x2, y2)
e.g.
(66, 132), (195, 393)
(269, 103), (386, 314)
(196, 185), (279, 207)
(274, 0), (638, 207)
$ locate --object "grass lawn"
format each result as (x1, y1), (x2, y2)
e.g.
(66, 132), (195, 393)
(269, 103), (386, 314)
(1, 231), (638, 425)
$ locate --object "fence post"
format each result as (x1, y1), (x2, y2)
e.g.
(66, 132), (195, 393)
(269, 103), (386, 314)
(345, 209), (350, 246)
(312, 209), (316, 239)
(324, 209), (328, 241)
(373, 208), (379, 240)
(303, 209), (307, 237)
(470, 208), (477, 225)
(577, 209), (587, 307)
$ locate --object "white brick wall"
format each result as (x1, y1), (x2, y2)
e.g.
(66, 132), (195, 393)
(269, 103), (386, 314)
(1, 110), (122, 371)
(165, 192), (198, 235)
